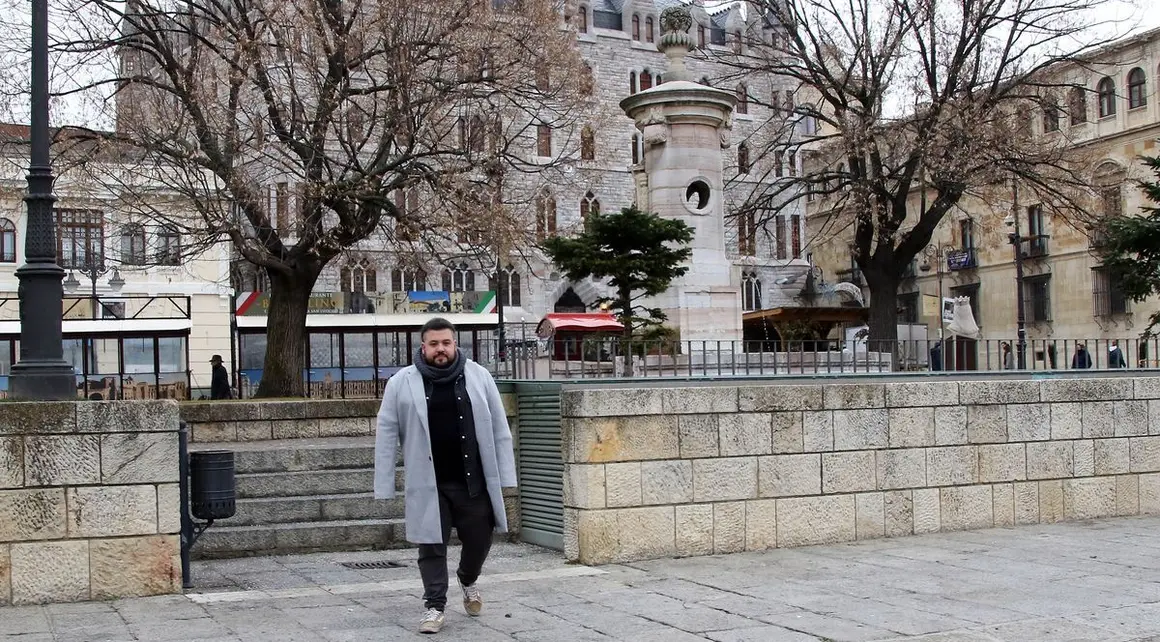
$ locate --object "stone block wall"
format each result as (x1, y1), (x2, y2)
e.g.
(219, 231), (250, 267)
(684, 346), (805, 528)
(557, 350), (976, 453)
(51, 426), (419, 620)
(561, 378), (1160, 564)
(181, 399), (380, 442)
(0, 401), (182, 605)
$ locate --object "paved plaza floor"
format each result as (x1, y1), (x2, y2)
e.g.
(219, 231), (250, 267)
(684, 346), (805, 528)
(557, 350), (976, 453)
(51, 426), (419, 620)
(5, 517), (1160, 641)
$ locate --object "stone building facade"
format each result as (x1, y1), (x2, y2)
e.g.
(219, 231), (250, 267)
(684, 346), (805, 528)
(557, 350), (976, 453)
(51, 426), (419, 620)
(807, 27), (1160, 367)
(241, 0), (811, 329)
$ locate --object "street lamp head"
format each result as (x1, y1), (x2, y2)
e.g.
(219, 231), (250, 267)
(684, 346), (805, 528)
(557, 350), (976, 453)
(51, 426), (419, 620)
(108, 267), (125, 294)
(63, 271), (80, 294)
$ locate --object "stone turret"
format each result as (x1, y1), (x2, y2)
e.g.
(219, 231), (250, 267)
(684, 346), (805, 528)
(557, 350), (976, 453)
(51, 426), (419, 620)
(619, 6), (741, 343)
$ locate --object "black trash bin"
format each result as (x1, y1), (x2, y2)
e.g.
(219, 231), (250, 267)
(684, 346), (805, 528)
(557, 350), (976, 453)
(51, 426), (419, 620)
(189, 450), (236, 520)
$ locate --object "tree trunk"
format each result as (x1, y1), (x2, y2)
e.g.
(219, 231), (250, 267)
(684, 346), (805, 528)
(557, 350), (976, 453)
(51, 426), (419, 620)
(255, 268), (321, 398)
(619, 287), (634, 377)
(864, 270), (901, 371)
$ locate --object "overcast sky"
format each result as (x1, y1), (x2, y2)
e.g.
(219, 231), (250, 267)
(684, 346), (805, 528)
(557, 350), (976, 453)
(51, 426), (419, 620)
(0, 0), (1156, 129)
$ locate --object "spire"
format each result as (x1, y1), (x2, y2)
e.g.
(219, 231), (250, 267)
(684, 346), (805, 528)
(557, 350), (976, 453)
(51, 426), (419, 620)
(658, 7), (694, 82)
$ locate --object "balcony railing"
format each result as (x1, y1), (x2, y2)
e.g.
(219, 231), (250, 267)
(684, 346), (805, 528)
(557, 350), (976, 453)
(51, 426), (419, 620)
(1024, 235), (1050, 258)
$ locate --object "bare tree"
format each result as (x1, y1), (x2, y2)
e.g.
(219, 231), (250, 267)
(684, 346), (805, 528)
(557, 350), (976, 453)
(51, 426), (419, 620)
(10, 0), (594, 395)
(712, 0), (1131, 348)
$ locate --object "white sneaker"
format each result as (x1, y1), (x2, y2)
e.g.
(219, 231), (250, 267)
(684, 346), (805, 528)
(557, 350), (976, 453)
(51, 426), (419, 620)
(460, 580), (483, 616)
(418, 608), (444, 634)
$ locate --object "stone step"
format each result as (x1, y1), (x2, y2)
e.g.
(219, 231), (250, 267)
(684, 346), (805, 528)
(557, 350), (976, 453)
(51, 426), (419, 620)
(191, 436), (379, 474)
(192, 518), (406, 559)
(235, 468), (382, 498)
(228, 493), (404, 526)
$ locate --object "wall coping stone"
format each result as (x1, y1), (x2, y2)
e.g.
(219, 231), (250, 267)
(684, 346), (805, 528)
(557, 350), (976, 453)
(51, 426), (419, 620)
(180, 399), (380, 423)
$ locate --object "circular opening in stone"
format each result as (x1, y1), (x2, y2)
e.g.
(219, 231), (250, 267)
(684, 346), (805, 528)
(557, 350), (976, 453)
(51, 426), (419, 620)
(685, 180), (711, 212)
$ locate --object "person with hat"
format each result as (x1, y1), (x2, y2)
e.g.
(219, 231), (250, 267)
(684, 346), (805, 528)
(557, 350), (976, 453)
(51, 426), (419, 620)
(210, 354), (232, 400)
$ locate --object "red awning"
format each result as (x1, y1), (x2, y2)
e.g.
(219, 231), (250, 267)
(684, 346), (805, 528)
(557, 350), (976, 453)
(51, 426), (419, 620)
(536, 313), (624, 337)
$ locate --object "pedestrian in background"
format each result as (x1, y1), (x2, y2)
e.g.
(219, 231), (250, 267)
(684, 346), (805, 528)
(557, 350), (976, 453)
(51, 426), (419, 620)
(374, 317), (518, 635)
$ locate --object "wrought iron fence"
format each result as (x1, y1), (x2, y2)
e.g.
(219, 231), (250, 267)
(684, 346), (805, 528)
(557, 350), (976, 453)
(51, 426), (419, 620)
(486, 336), (1160, 380)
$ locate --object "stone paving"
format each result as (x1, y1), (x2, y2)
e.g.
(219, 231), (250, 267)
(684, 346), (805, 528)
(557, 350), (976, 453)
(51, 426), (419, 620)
(5, 517), (1160, 641)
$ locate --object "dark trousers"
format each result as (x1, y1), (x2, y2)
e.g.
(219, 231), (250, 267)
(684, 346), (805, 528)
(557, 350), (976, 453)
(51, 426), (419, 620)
(418, 482), (495, 610)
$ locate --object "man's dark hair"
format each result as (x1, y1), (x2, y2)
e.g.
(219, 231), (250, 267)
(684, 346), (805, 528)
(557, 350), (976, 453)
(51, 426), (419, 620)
(420, 317), (457, 341)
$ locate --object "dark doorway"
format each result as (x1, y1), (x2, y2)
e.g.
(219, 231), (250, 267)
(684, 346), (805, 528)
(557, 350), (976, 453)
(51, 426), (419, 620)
(553, 287), (586, 313)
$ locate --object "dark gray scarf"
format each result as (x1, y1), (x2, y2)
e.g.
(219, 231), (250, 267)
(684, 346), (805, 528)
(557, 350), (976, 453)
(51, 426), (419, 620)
(414, 348), (467, 385)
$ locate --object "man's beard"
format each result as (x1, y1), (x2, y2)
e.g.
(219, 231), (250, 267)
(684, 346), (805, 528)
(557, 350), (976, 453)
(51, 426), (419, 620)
(425, 350), (454, 366)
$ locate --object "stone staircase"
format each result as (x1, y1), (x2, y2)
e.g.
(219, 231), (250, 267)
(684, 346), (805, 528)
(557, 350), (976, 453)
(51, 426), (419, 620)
(189, 436), (407, 558)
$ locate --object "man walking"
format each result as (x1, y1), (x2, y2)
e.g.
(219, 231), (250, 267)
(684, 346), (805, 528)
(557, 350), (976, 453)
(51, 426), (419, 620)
(209, 354), (232, 400)
(373, 318), (517, 634)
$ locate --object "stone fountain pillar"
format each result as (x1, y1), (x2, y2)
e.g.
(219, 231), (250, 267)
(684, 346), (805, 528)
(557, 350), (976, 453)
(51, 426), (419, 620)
(620, 7), (742, 343)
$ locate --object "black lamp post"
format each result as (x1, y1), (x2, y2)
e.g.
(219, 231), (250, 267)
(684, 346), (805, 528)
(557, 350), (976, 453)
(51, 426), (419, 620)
(1006, 180), (1028, 370)
(64, 265), (125, 318)
(8, 0), (76, 400)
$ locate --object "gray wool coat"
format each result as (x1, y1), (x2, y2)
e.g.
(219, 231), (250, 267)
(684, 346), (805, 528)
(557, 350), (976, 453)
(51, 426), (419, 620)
(373, 359), (518, 544)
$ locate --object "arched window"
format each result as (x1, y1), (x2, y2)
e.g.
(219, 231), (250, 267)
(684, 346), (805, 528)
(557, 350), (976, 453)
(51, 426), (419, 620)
(120, 223), (146, 265)
(535, 189), (557, 240)
(640, 70), (653, 91)
(742, 272), (762, 311)
(698, 25), (706, 48)
(645, 16), (654, 43)
(580, 191), (601, 223)
(536, 122), (552, 157)
(631, 133), (643, 165)
(0, 218), (14, 262)
(632, 14), (640, 40)
(536, 67), (550, 92)
(629, 71), (637, 95)
(580, 63), (594, 95)
(1097, 76), (1116, 118)
(1042, 94), (1060, 132)
(157, 224), (180, 265)
(732, 30), (743, 54)
(1128, 67), (1147, 109)
(736, 84), (749, 114)
(738, 212), (757, 255)
(580, 126), (596, 161)
(1069, 86), (1088, 124)
(341, 259), (376, 293)
(489, 268), (521, 307)
(737, 143), (750, 174)
(441, 264), (475, 292)
(390, 268), (427, 292)
(577, 4), (588, 33)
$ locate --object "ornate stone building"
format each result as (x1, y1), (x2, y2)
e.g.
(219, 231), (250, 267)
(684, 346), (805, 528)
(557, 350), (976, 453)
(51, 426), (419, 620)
(241, 0), (809, 333)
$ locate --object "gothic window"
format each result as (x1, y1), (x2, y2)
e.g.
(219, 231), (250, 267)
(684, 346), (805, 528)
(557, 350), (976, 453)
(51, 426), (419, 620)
(629, 71), (637, 94)
(536, 189), (557, 240)
(489, 268), (522, 307)
(645, 16), (654, 43)
(738, 212), (757, 256)
(632, 14), (640, 40)
(736, 84), (748, 114)
(341, 259), (378, 293)
(640, 70), (653, 91)
(631, 133), (643, 165)
(390, 268), (427, 292)
(537, 123), (552, 157)
(1042, 94), (1060, 132)
(577, 5), (588, 33)
(580, 126), (596, 161)
(580, 191), (600, 223)
(742, 272), (762, 311)
(394, 187), (420, 241)
(697, 25), (706, 48)
(737, 143), (750, 174)
(441, 264), (475, 292)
